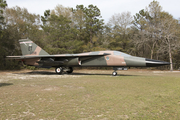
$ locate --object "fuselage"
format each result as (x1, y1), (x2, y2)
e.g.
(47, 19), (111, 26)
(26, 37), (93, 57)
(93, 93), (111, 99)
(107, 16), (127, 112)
(22, 50), (169, 68)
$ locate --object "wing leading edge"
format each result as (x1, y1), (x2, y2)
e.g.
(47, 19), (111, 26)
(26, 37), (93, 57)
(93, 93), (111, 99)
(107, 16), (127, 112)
(6, 53), (110, 60)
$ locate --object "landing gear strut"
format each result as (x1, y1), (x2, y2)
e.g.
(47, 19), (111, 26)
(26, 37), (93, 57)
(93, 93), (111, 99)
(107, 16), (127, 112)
(66, 67), (73, 74)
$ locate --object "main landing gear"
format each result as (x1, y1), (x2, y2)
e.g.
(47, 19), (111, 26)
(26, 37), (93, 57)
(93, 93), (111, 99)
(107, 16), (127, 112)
(55, 67), (63, 74)
(55, 67), (73, 74)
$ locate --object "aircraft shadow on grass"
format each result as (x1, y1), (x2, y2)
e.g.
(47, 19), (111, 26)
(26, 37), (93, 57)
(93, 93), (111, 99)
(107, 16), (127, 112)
(14, 71), (137, 76)
(0, 83), (13, 87)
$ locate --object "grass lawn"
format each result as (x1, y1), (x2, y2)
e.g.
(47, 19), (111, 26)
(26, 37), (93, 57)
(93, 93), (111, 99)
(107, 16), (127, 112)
(0, 69), (180, 119)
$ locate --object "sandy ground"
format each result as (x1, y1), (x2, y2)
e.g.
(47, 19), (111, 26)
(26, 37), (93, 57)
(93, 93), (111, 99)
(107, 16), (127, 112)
(0, 69), (179, 83)
(0, 70), (82, 83)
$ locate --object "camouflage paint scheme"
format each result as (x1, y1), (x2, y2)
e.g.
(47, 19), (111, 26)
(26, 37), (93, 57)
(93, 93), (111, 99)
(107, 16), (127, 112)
(7, 39), (170, 75)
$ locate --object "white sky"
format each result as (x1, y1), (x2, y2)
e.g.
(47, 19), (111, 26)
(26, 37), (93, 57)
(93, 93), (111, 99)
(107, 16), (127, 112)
(6, 0), (180, 23)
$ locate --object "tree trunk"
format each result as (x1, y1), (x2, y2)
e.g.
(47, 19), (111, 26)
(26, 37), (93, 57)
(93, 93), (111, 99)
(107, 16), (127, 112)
(89, 20), (93, 50)
(151, 49), (153, 59)
(168, 43), (173, 71)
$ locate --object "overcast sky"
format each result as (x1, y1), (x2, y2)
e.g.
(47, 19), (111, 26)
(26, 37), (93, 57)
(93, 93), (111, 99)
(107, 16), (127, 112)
(6, 0), (180, 23)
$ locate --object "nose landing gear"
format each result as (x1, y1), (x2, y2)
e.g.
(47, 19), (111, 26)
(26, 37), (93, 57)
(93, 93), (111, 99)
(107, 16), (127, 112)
(112, 67), (128, 76)
(112, 71), (117, 76)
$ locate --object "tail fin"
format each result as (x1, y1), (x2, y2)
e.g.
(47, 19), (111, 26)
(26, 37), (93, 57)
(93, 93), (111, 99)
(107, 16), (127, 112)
(19, 39), (49, 56)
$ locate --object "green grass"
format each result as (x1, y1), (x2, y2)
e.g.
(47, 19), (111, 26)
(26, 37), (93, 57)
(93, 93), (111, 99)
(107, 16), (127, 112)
(0, 69), (180, 119)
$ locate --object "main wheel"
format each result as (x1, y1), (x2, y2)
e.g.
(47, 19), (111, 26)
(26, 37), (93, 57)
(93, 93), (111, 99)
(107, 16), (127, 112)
(67, 67), (73, 74)
(55, 67), (63, 74)
(112, 71), (117, 76)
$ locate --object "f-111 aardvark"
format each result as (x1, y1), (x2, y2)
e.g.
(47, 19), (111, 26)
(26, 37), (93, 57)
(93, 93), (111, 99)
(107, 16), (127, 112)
(7, 39), (170, 76)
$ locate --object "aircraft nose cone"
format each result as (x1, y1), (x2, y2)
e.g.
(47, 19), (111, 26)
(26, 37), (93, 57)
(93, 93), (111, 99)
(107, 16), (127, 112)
(145, 58), (170, 67)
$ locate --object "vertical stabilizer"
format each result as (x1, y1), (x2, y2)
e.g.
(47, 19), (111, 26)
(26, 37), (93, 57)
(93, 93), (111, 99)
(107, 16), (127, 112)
(19, 39), (49, 56)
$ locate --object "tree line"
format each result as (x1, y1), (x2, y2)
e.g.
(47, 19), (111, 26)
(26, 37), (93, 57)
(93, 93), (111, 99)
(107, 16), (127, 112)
(0, 0), (180, 70)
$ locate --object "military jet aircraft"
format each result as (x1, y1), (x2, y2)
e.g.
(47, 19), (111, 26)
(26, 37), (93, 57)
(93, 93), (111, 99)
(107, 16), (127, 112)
(7, 39), (170, 76)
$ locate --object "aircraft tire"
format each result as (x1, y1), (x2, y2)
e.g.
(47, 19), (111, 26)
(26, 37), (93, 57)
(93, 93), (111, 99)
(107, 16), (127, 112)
(67, 67), (73, 74)
(55, 67), (63, 74)
(112, 71), (117, 76)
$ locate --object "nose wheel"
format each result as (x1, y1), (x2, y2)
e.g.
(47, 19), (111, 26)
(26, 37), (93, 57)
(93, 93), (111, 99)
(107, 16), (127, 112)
(112, 71), (117, 76)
